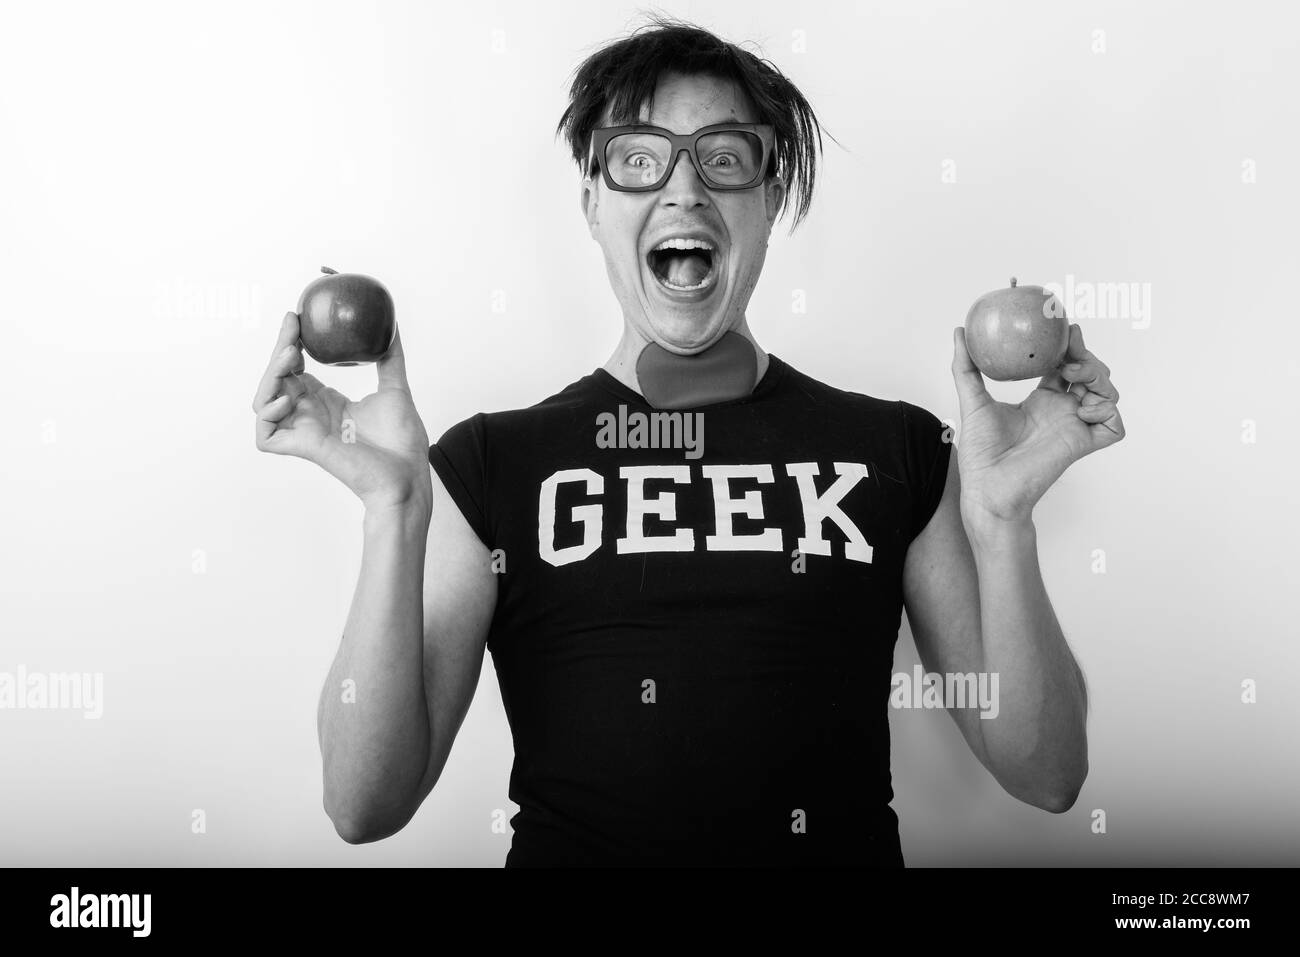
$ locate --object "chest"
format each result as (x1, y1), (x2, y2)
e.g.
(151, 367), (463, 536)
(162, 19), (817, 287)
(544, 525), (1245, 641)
(487, 457), (913, 639)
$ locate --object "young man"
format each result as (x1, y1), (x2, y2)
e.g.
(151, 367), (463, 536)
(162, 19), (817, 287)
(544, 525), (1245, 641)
(252, 20), (1125, 866)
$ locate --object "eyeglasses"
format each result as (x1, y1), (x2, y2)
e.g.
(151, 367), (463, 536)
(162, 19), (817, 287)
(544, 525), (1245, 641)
(589, 123), (776, 192)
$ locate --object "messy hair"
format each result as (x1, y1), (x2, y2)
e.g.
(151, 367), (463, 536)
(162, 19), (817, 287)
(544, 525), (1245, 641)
(555, 15), (826, 231)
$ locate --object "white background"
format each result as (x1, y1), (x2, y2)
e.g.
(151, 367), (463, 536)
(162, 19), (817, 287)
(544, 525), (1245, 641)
(1, 0), (1296, 865)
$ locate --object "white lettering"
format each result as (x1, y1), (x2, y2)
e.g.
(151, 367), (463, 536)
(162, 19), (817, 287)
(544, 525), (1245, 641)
(617, 466), (694, 554)
(701, 464), (782, 552)
(539, 468), (604, 567)
(784, 462), (873, 564)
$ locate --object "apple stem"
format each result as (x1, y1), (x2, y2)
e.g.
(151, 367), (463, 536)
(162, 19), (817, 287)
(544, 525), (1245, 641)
(1010, 276), (1017, 287)
(321, 266), (338, 275)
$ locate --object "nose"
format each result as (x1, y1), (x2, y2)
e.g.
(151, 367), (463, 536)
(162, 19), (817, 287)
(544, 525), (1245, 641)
(658, 148), (711, 210)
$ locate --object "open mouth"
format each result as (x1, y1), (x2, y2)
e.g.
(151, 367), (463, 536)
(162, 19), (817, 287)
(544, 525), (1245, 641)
(647, 237), (718, 295)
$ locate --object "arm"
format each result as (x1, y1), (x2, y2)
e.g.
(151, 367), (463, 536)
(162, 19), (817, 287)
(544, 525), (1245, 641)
(902, 451), (1088, 812)
(317, 469), (497, 843)
(903, 319), (1124, 811)
(248, 310), (497, 844)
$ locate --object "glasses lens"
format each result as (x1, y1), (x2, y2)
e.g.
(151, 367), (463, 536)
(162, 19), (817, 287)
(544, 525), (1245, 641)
(604, 132), (673, 188)
(603, 130), (767, 189)
(696, 130), (764, 186)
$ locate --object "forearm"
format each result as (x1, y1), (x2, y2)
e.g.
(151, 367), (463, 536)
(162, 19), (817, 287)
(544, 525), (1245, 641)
(318, 496), (433, 841)
(963, 509), (1088, 810)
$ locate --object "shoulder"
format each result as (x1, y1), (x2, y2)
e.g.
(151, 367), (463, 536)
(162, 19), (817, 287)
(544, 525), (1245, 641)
(778, 359), (945, 441)
(896, 399), (952, 446)
(428, 369), (604, 451)
(777, 360), (953, 509)
(776, 358), (903, 422)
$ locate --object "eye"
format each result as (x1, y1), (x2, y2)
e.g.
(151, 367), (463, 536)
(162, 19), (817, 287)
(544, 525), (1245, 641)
(704, 152), (740, 168)
(626, 153), (654, 167)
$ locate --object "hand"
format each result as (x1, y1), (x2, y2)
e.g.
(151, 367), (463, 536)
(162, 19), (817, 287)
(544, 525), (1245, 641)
(252, 311), (432, 510)
(950, 322), (1126, 526)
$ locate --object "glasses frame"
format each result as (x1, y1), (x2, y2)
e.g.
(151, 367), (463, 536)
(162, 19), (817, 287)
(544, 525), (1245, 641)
(589, 122), (776, 192)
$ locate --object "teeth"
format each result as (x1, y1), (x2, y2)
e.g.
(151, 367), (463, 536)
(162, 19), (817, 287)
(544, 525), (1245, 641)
(656, 269), (718, 292)
(652, 237), (715, 252)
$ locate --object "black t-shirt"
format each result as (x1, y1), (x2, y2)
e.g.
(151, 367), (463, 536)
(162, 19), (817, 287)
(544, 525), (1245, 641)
(427, 353), (952, 867)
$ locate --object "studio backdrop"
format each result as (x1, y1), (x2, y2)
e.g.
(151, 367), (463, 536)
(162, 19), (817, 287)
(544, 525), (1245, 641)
(1, 0), (1295, 865)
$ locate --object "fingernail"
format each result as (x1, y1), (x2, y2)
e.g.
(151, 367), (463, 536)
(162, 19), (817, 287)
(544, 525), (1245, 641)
(1065, 363), (1081, 372)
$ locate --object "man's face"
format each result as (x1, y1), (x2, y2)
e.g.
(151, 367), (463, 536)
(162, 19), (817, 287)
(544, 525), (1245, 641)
(581, 72), (785, 355)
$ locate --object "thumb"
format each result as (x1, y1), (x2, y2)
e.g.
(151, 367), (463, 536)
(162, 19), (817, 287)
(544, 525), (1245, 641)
(951, 326), (991, 419)
(376, 322), (411, 394)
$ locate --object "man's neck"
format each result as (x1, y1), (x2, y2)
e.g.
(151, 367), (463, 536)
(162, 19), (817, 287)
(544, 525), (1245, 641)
(601, 319), (769, 399)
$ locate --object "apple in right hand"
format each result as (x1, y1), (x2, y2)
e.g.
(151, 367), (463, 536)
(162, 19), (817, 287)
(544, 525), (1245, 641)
(297, 266), (396, 366)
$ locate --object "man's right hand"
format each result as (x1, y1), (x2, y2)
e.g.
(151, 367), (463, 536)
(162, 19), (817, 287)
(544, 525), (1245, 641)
(252, 310), (433, 510)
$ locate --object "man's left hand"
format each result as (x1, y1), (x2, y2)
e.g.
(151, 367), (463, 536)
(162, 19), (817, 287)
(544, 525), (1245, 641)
(950, 322), (1126, 527)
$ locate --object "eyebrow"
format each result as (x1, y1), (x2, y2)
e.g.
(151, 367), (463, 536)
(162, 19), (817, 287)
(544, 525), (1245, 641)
(623, 119), (754, 132)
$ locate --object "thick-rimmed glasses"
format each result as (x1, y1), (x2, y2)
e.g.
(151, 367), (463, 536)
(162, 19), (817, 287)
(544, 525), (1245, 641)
(589, 123), (776, 192)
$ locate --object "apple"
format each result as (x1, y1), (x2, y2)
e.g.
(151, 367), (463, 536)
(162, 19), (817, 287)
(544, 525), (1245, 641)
(296, 266), (396, 366)
(963, 277), (1069, 381)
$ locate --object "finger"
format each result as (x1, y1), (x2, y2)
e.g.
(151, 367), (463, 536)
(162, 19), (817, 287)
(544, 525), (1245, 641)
(1066, 321), (1097, 400)
(259, 392), (296, 425)
(254, 395), (303, 455)
(951, 327), (992, 418)
(1062, 324), (1112, 377)
(281, 371), (308, 402)
(1078, 400), (1126, 441)
(1077, 399), (1114, 419)
(278, 370), (326, 405)
(1036, 369), (1069, 393)
(1064, 323), (1086, 364)
(252, 345), (301, 410)
(1059, 357), (1119, 403)
(270, 311), (302, 360)
(251, 311), (304, 410)
(256, 424), (304, 457)
(1041, 324), (1089, 394)
(252, 342), (306, 412)
(376, 323), (410, 394)
(1056, 325), (1118, 402)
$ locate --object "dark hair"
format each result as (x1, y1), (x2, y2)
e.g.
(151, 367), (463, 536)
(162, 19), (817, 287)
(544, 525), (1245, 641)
(555, 15), (826, 231)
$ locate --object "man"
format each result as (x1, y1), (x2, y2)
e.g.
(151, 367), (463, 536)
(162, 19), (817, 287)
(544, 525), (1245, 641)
(252, 19), (1125, 866)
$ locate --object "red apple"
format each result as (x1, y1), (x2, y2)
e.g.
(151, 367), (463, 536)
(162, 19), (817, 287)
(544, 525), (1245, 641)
(963, 277), (1069, 381)
(296, 266), (396, 366)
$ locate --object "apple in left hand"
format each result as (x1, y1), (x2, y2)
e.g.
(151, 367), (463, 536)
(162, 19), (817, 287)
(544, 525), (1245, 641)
(963, 277), (1069, 381)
